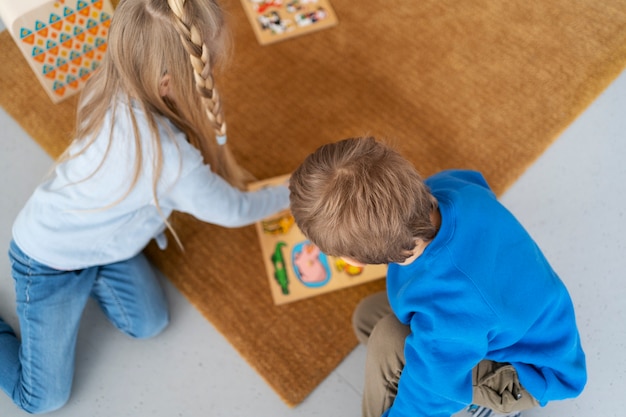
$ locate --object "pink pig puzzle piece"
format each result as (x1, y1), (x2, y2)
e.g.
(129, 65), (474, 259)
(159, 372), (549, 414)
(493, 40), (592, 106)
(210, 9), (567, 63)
(293, 243), (328, 284)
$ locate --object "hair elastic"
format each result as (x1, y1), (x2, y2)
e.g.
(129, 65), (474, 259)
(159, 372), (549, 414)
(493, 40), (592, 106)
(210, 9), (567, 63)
(216, 134), (227, 145)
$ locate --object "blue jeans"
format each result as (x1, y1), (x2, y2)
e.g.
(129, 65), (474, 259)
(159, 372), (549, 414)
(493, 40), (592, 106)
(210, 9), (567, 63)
(0, 240), (169, 414)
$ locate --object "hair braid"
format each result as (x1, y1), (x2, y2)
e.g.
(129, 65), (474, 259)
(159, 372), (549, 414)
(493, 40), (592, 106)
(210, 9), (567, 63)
(167, 0), (227, 141)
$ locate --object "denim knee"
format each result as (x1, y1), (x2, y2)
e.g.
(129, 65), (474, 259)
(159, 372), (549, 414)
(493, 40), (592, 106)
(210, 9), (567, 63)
(125, 311), (169, 339)
(16, 385), (71, 415)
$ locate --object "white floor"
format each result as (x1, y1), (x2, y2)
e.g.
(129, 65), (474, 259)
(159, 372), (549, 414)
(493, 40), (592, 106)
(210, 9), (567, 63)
(1, 25), (625, 417)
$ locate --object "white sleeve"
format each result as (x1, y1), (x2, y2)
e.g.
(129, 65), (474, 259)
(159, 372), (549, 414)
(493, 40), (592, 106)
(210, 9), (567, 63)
(163, 163), (290, 228)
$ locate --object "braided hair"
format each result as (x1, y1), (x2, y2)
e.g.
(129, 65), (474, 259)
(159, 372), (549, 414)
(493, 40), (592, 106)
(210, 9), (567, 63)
(167, 0), (226, 141)
(165, 0), (254, 188)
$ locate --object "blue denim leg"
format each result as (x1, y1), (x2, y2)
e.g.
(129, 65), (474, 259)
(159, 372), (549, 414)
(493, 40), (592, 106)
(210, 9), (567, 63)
(90, 253), (169, 339)
(1, 240), (97, 414)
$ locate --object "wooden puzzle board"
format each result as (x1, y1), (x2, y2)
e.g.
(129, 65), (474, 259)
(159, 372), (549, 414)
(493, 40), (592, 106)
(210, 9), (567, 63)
(0, 0), (114, 103)
(239, 0), (338, 45)
(249, 175), (386, 305)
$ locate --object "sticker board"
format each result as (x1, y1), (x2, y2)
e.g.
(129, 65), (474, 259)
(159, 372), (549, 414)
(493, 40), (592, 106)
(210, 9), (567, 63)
(249, 175), (387, 305)
(0, 0), (114, 103)
(239, 0), (338, 45)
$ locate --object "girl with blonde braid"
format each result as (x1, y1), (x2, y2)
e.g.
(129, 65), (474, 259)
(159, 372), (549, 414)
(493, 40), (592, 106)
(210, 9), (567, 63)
(0, 0), (288, 413)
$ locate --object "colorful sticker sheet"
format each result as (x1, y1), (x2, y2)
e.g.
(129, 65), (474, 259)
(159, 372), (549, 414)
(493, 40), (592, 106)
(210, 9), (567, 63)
(239, 0), (338, 45)
(9, 0), (114, 103)
(249, 175), (387, 305)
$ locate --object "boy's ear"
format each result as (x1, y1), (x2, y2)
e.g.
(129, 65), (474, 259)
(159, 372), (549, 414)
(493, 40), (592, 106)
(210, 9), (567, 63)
(159, 74), (171, 98)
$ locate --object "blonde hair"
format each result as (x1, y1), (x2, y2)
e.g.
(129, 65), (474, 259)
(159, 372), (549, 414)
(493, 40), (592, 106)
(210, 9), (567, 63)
(58, 0), (253, 247)
(289, 137), (438, 264)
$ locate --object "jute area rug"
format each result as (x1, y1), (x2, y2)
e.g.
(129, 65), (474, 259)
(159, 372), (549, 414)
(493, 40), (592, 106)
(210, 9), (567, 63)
(2, 0), (626, 406)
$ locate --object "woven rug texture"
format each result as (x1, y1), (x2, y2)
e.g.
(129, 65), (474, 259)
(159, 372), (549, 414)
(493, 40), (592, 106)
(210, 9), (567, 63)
(2, 0), (626, 406)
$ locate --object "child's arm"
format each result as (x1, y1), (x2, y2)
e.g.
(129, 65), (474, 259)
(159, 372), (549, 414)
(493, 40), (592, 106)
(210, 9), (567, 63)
(163, 163), (289, 228)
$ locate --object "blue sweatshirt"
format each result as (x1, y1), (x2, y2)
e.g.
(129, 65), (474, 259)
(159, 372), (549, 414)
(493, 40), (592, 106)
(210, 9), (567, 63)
(383, 170), (586, 417)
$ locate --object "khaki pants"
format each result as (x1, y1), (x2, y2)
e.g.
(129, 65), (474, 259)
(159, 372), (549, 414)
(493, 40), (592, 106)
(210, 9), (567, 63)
(353, 291), (539, 417)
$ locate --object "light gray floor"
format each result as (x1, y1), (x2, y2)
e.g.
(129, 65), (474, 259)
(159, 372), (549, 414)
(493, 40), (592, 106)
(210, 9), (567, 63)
(1, 23), (625, 417)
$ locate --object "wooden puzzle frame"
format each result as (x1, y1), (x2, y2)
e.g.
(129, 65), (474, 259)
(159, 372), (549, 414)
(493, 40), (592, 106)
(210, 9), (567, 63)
(0, 0), (114, 103)
(239, 0), (338, 45)
(249, 175), (386, 305)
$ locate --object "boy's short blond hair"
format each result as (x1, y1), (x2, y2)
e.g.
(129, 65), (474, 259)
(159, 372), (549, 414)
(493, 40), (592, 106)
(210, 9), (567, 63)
(289, 137), (438, 264)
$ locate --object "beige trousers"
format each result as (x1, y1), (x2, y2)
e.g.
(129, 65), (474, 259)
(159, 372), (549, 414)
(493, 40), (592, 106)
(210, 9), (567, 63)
(353, 291), (539, 417)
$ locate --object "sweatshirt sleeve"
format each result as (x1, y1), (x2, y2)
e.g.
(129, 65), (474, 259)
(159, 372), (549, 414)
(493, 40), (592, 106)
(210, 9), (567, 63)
(386, 276), (498, 417)
(163, 163), (290, 228)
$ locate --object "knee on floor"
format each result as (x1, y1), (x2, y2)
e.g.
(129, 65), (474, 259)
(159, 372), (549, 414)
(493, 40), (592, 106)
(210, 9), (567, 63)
(17, 387), (70, 415)
(123, 313), (170, 339)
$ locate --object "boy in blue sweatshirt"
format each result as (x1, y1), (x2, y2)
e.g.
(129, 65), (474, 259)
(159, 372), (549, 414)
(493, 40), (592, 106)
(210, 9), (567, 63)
(288, 137), (586, 417)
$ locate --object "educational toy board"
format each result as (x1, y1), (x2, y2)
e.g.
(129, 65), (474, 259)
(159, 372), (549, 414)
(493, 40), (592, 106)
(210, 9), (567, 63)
(239, 0), (338, 45)
(0, 0), (114, 103)
(249, 175), (387, 305)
